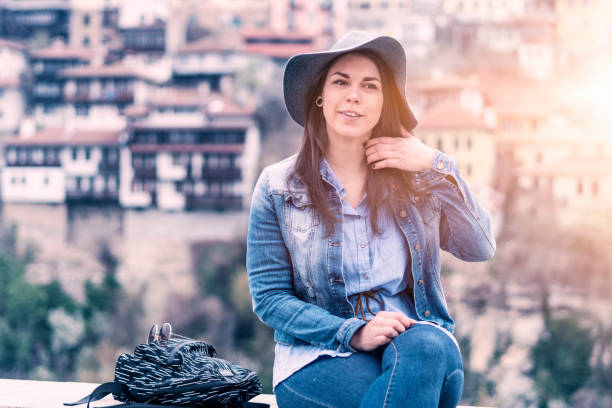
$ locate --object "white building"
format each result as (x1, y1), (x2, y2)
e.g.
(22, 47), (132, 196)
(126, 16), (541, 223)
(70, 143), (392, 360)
(0, 39), (27, 136)
(120, 90), (260, 211)
(415, 100), (496, 190)
(2, 127), (123, 203)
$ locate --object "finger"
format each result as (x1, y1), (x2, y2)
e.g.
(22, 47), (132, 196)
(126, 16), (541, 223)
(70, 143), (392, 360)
(366, 150), (399, 165)
(379, 311), (413, 329)
(365, 136), (402, 148)
(383, 318), (407, 334)
(374, 335), (393, 346)
(377, 325), (401, 339)
(365, 143), (399, 156)
(371, 158), (401, 170)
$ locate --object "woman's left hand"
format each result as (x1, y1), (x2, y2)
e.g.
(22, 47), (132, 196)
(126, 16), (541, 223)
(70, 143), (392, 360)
(364, 129), (436, 172)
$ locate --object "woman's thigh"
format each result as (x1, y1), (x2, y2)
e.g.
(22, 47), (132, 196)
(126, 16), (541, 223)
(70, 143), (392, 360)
(275, 352), (381, 408)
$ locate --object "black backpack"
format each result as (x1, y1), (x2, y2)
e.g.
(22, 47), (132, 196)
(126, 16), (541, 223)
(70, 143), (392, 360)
(65, 336), (266, 408)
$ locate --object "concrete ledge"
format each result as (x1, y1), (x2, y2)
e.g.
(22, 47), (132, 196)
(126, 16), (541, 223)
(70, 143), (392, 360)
(0, 379), (489, 408)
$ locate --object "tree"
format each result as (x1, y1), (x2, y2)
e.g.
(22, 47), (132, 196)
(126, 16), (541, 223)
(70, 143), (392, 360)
(530, 316), (594, 407)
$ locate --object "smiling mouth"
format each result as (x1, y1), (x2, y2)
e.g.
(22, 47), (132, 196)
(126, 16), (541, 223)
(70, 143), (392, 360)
(339, 110), (363, 119)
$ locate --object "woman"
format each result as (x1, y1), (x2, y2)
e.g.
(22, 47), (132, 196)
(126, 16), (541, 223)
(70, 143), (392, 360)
(246, 31), (495, 408)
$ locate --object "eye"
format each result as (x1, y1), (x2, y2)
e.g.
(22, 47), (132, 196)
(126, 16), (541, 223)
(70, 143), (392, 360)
(363, 83), (379, 90)
(332, 79), (348, 86)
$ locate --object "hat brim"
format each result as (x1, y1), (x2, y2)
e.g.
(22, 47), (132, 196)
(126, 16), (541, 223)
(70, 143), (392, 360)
(283, 34), (417, 130)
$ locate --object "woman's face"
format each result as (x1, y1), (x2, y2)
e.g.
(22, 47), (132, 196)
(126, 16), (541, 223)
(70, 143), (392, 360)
(320, 53), (383, 144)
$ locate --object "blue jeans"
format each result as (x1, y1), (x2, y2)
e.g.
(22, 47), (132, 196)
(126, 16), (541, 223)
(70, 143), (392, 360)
(275, 324), (464, 408)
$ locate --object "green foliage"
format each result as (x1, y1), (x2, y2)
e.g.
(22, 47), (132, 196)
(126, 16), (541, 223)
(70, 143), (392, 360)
(530, 316), (594, 405)
(194, 241), (247, 300)
(0, 230), (76, 377)
(0, 224), (132, 380)
(193, 241), (275, 392)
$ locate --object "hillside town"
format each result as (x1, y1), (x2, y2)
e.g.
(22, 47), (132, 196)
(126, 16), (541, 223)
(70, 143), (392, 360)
(0, 1), (611, 407)
(0, 0), (610, 224)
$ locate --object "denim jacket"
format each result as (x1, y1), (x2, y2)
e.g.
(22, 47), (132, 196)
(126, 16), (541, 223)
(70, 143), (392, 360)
(246, 151), (495, 353)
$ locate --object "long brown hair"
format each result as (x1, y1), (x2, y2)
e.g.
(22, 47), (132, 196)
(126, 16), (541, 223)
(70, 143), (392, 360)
(289, 50), (420, 235)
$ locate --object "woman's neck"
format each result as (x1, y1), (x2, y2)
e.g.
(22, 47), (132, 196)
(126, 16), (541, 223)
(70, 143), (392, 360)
(325, 138), (368, 178)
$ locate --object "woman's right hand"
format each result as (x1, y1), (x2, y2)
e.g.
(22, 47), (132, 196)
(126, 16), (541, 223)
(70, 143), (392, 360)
(349, 311), (414, 352)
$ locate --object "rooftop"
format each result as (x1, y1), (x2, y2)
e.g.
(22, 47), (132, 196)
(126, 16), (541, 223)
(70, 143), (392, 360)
(4, 127), (124, 146)
(417, 100), (489, 130)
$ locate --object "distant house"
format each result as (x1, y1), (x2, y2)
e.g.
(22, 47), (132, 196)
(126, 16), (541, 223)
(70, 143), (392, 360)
(173, 37), (247, 93)
(2, 127), (123, 203)
(407, 75), (485, 119)
(416, 100), (495, 190)
(241, 29), (314, 63)
(120, 90), (260, 211)
(57, 62), (164, 128)
(29, 42), (94, 127)
(0, 0), (71, 43)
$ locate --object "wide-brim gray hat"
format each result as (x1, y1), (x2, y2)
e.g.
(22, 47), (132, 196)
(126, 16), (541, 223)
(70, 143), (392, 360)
(283, 30), (417, 130)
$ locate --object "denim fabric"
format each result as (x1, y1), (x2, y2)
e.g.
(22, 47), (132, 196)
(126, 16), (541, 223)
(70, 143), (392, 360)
(246, 150), (495, 354)
(274, 323), (464, 408)
(272, 158), (417, 387)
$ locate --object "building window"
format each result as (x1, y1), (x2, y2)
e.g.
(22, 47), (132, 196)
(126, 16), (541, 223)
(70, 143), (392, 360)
(437, 138), (443, 151)
(83, 14), (90, 25)
(454, 137), (459, 150)
(76, 104), (89, 116)
(466, 164), (472, 177)
(84, 147), (91, 160)
(83, 36), (90, 47)
(44, 175), (49, 185)
(7, 148), (17, 164)
(72, 147), (79, 160)
(43, 104), (57, 114)
(577, 180), (583, 195)
(467, 137), (472, 150)
(592, 181), (598, 196)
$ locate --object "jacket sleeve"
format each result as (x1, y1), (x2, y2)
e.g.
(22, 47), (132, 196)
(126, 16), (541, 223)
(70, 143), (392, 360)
(246, 169), (365, 352)
(411, 151), (496, 261)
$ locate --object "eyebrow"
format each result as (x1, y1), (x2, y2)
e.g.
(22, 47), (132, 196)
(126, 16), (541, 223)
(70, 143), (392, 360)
(330, 71), (381, 82)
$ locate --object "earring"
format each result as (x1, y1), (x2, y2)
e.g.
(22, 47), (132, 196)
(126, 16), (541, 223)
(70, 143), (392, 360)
(315, 96), (323, 107)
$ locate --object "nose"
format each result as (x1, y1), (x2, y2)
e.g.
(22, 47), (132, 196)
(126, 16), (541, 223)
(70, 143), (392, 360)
(345, 85), (360, 104)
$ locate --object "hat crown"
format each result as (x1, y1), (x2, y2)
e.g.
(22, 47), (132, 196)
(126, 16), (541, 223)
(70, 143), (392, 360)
(329, 31), (379, 52)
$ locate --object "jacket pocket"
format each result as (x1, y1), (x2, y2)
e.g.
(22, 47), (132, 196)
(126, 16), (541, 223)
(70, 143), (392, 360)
(283, 192), (319, 232)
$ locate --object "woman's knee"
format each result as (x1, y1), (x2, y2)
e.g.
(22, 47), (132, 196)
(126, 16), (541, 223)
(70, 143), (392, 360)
(389, 324), (462, 369)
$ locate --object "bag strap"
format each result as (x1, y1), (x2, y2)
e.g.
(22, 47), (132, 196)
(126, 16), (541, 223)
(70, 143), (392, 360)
(64, 382), (130, 407)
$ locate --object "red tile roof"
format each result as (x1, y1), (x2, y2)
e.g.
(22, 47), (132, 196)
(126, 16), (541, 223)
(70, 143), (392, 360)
(0, 38), (25, 51)
(4, 127), (124, 146)
(0, 79), (21, 88)
(177, 37), (242, 54)
(407, 75), (481, 92)
(60, 63), (151, 80)
(146, 90), (254, 115)
(417, 101), (488, 130)
(30, 46), (93, 60)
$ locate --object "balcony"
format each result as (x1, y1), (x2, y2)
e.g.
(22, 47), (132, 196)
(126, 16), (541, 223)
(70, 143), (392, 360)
(132, 166), (156, 178)
(186, 195), (243, 210)
(64, 90), (134, 104)
(200, 167), (242, 181)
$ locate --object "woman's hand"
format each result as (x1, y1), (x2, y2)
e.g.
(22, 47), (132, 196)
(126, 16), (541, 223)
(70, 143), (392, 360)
(350, 311), (414, 352)
(364, 129), (436, 172)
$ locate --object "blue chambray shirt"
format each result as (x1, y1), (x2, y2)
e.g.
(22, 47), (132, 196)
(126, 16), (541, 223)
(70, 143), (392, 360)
(272, 158), (418, 388)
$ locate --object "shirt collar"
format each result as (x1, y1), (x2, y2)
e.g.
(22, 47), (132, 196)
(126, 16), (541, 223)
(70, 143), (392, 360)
(319, 157), (347, 199)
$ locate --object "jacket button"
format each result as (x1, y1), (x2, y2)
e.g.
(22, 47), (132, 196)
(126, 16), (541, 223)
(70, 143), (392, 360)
(414, 243), (421, 250)
(436, 161), (445, 170)
(424, 310), (431, 317)
(399, 210), (407, 218)
(417, 279), (424, 285)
